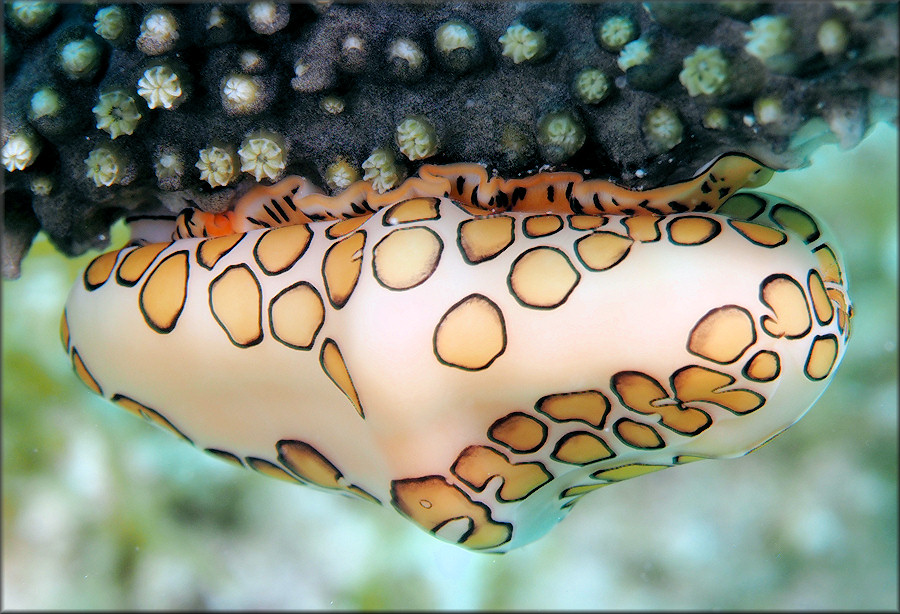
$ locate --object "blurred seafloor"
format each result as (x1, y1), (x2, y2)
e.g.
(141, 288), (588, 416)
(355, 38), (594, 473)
(2, 123), (897, 610)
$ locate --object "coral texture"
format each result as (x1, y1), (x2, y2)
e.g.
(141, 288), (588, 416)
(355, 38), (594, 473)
(2, 2), (897, 278)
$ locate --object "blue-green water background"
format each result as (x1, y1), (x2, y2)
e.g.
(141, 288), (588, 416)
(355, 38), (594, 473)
(2, 125), (897, 610)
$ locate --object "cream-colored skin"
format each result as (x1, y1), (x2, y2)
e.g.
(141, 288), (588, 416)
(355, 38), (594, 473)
(62, 161), (852, 552)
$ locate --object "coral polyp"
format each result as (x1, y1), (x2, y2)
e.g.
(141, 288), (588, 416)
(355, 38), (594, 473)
(596, 14), (638, 52)
(388, 38), (427, 82)
(573, 68), (611, 104)
(2, 130), (40, 172)
(499, 23), (548, 64)
(643, 105), (683, 152)
(136, 8), (179, 56)
(434, 19), (482, 74)
(395, 116), (438, 161)
(84, 146), (122, 187)
(93, 91), (143, 139)
(679, 45), (730, 97)
(754, 96), (785, 126)
(93, 6), (128, 42)
(817, 18), (850, 57)
(196, 145), (238, 188)
(537, 110), (586, 163)
(30, 175), (53, 196)
(28, 87), (61, 120)
(137, 65), (184, 110)
(744, 15), (793, 63)
(238, 130), (287, 182)
(58, 37), (100, 80)
(703, 107), (729, 130)
(154, 150), (184, 183)
(247, 1), (289, 35)
(617, 37), (652, 71)
(221, 73), (267, 115)
(7, 1), (56, 31)
(319, 95), (345, 115)
(324, 157), (360, 190)
(362, 147), (404, 193)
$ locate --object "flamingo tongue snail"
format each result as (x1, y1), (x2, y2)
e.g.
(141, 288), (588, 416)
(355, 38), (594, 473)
(61, 154), (852, 552)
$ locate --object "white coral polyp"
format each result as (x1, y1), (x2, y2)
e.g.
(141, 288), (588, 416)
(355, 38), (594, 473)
(744, 16), (793, 61)
(142, 11), (177, 41)
(362, 148), (402, 193)
(196, 146), (236, 188)
(238, 134), (286, 182)
(93, 91), (142, 139)
(435, 22), (477, 52)
(2, 134), (39, 172)
(207, 7), (226, 30)
(138, 9), (179, 54)
(247, 1), (288, 35)
(137, 66), (183, 110)
(499, 24), (545, 64)
(389, 39), (424, 69)
(10, 1), (56, 29)
(30, 88), (61, 119)
(325, 159), (359, 190)
(395, 118), (437, 161)
(94, 6), (127, 40)
(155, 152), (184, 180)
(31, 175), (53, 196)
(679, 46), (730, 97)
(249, 2), (276, 25)
(84, 147), (120, 187)
(222, 74), (259, 109)
(59, 38), (100, 78)
(544, 118), (580, 149)
(618, 38), (652, 71)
